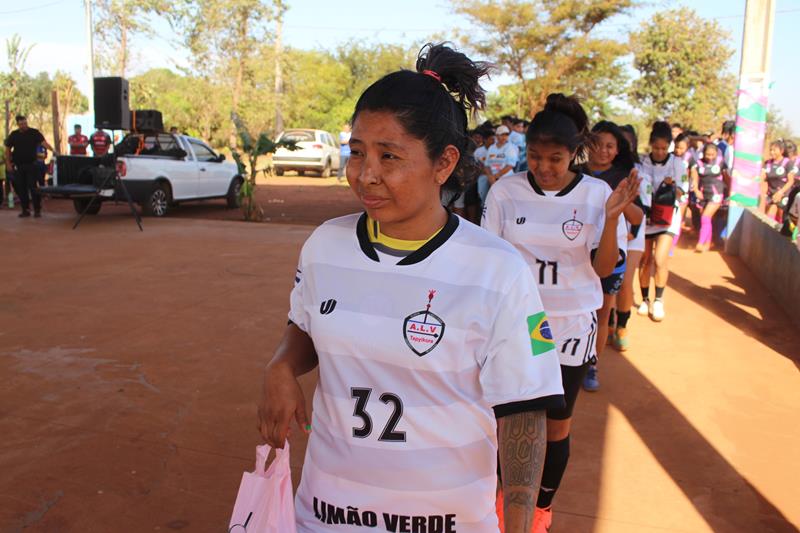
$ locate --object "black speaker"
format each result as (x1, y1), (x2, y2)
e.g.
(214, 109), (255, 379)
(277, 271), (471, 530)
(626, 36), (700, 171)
(131, 109), (163, 132)
(94, 77), (130, 130)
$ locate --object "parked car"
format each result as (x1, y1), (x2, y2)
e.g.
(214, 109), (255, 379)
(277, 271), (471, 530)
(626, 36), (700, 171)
(43, 132), (243, 217)
(272, 129), (340, 177)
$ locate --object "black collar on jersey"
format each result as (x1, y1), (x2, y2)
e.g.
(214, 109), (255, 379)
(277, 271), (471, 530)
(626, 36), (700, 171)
(526, 171), (583, 197)
(649, 154), (669, 166)
(356, 211), (459, 266)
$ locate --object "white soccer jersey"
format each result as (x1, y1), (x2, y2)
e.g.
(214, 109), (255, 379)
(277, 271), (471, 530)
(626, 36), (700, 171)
(289, 213), (564, 533)
(639, 154), (685, 235)
(482, 172), (614, 319)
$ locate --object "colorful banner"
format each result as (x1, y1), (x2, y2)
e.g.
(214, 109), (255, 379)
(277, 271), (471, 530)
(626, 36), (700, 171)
(730, 80), (770, 207)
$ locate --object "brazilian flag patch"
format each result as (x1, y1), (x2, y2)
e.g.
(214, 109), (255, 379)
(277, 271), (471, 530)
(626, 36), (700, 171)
(527, 312), (555, 356)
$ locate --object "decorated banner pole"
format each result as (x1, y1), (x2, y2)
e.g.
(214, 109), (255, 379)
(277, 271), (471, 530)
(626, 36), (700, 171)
(726, 0), (776, 253)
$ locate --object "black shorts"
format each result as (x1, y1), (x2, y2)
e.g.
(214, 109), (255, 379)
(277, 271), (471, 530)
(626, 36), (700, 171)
(547, 363), (591, 421)
(645, 230), (670, 239)
(601, 272), (624, 295)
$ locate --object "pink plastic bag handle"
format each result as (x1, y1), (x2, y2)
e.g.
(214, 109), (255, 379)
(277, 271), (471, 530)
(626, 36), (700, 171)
(255, 442), (290, 478)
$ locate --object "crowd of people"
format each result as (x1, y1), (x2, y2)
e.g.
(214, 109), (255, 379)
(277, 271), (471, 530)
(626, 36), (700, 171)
(1, 118), (152, 218)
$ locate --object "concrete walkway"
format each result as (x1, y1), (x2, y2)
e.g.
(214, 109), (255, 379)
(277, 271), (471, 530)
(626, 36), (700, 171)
(0, 208), (797, 532)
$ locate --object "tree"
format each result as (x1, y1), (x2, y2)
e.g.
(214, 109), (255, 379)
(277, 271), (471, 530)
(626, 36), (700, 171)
(230, 112), (295, 221)
(1, 34), (34, 118)
(453, 0), (635, 117)
(93, 0), (166, 77)
(765, 105), (794, 145)
(53, 72), (89, 152)
(171, 0), (275, 146)
(629, 8), (737, 132)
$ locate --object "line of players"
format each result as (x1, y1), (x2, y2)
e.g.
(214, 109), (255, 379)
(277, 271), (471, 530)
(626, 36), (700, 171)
(257, 43), (789, 533)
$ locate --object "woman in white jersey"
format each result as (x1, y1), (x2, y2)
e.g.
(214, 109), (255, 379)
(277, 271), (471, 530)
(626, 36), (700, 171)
(257, 43), (564, 533)
(483, 93), (640, 533)
(637, 121), (684, 322)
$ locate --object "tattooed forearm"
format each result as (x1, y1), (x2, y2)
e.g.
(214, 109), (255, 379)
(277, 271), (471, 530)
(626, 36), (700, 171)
(498, 409), (547, 532)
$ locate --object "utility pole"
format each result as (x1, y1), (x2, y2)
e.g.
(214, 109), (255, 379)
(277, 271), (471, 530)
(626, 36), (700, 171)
(726, 0), (776, 253)
(274, 0), (285, 136)
(85, 0), (95, 120)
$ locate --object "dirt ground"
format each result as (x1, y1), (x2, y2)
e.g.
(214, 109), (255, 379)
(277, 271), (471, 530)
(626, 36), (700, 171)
(39, 174), (359, 226)
(1, 179), (798, 532)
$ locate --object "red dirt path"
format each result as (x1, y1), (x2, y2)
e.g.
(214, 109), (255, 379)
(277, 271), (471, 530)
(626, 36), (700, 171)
(1, 180), (798, 532)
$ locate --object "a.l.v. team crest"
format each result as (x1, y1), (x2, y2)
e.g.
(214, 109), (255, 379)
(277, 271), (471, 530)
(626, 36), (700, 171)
(403, 290), (445, 356)
(562, 209), (584, 241)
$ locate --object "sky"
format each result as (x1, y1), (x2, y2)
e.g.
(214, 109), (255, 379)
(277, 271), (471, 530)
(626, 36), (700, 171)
(1, 0), (799, 133)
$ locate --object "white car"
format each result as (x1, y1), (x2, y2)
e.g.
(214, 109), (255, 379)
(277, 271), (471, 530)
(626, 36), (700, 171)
(47, 133), (243, 217)
(272, 129), (341, 178)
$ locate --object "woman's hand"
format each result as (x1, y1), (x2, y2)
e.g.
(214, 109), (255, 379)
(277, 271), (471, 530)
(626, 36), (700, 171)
(772, 191), (783, 204)
(606, 169), (642, 221)
(258, 361), (310, 449)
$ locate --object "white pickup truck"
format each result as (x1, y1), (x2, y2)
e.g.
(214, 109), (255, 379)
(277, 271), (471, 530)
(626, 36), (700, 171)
(46, 132), (243, 217)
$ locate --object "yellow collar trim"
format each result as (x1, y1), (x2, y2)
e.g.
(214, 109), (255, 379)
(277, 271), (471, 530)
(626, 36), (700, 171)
(367, 216), (444, 251)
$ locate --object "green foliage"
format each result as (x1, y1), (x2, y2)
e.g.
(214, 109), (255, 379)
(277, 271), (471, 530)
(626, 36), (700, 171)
(629, 8), (736, 132)
(230, 112), (296, 221)
(127, 40), (414, 147)
(453, 0), (634, 117)
(766, 105), (795, 144)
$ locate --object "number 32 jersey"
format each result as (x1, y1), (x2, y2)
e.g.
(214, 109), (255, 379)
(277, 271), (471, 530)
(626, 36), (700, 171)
(289, 213), (564, 533)
(482, 172), (612, 320)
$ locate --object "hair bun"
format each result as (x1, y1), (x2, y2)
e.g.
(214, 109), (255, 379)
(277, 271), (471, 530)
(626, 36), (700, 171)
(543, 93), (589, 138)
(416, 42), (493, 114)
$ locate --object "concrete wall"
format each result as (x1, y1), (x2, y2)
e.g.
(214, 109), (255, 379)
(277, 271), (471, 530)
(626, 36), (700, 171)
(728, 208), (800, 325)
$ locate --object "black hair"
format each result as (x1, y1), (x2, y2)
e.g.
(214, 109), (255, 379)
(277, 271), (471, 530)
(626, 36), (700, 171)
(649, 121), (672, 144)
(352, 42), (492, 195)
(770, 139), (786, 153)
(591, 120), (634, 173)
(15, 114), (26, 122)
(721, 120), (736, 136)
(501, 115), (514, 122)
(702, 142), (719, 157)
(620, 124), (640, 164)
(525, 93), (591, 162)
(674, 132), (690, 147)
(784, 140), (797, 158)
(671, 122), (682, 130)
(75, 124), (82, 129)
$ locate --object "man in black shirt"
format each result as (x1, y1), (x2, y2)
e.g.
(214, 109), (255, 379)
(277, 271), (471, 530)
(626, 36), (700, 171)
(4, 115), (55, 218)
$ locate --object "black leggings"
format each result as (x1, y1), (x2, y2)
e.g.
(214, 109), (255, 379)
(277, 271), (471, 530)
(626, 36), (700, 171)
(547, 363), (591, 421)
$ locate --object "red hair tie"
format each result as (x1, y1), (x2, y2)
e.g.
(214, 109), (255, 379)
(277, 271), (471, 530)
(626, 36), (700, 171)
(422, 69), (442, 82)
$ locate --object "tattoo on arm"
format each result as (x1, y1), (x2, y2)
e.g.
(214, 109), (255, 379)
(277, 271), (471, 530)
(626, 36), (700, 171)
(498, 409), (547, 532)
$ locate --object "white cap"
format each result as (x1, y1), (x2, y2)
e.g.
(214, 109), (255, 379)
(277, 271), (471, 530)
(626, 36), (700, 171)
(495, 125), (510, 135)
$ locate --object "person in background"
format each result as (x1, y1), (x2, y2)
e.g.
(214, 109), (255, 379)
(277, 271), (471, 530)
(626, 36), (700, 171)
(4, 115), (55, 218)
(35, 144), (49, 187)
(671, 132), (695, 241)
(759, 139), (796, 221)
(580, 120), (643, 391)
(337, 123), (351, 183)
(509, 118), (527, 172)
(68, 125), (89, 155)
(691, 143), (730, 253)
(718, 120), (736, 168)
(671, 123), (683, 141)
(170, 126), (179, 134)
(638, 121), (684, 322)
(90, 128), (112, 157)
(475, 128), (495, 206)
(486, 125), (518, 186)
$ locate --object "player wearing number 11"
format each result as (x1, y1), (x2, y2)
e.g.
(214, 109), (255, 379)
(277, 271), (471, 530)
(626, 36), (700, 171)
(257, 43), (564, 533)
(482, 93), (641, 533)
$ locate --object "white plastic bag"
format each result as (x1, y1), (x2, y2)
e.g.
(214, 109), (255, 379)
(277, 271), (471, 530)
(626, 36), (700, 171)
(228, 442), (297, 533)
